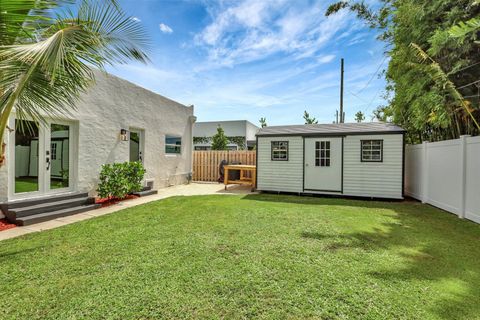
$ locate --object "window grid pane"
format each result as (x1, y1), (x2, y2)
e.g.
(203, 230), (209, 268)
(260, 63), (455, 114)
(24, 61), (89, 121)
(315, 140), (331, 167)
(166, 136), (182, 154)
(361, 140), (382, 162)
(272, 141), (288, 160)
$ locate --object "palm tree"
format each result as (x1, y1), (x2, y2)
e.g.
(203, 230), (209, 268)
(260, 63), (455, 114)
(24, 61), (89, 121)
(0, 0), (150, 165)
(410, 43), (480, 131)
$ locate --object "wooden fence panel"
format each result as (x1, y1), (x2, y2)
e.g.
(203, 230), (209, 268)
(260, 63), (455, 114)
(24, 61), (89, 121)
(193, 150), (256, 182)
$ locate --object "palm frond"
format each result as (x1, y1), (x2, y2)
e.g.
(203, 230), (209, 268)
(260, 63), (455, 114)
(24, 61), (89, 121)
(409, 43), (480, 130)
(0, 0), (75, 45)
(449, 17), (480, 39)
(0, 0), (149, 146)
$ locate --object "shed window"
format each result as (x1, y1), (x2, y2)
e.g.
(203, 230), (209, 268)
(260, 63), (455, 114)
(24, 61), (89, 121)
(51, 143), (57, 160)
(271, 141), (288, 161)
(315, 141), (330, 167)
(165, 136), (182, 154)
(361, 140), (383, 162)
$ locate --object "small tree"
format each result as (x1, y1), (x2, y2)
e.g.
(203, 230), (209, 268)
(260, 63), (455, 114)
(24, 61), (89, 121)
(259, 117), (267, 128)
(355, 111), (365, 123)
(303, 110), (318, 124)
(211, 126), (228, 150)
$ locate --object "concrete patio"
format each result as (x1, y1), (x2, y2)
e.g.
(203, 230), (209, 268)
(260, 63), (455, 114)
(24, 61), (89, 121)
(0, 183), (255, 241)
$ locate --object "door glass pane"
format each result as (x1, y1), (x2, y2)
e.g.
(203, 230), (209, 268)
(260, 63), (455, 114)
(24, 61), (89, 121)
(130, 131), (140, 162)
(15, 120), (39, 193)
(50, 124), (70, 189)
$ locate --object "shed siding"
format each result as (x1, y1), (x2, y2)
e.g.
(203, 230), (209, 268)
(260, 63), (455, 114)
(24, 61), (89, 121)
(257, 136), (303, 193)
(343, 134), (403, 199)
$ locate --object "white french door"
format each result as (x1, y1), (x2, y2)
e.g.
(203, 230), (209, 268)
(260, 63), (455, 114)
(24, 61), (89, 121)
(10, 118), (75, 199)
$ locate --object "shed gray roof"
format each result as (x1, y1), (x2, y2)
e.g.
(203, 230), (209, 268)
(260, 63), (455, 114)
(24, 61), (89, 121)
(256, 122), (405, 137)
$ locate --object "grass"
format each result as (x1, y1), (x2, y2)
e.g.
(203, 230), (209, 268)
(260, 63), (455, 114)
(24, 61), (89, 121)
(15, 177), (68, 193)
(14, 177), (38, 193)
(1, 194), (479, 319)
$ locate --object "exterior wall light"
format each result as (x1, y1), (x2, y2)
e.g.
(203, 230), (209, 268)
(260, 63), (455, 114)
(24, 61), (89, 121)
(120, 129), (129, 141)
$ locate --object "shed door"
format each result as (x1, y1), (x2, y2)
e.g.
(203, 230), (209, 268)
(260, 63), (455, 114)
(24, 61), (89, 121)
(304, 137), (342, 192)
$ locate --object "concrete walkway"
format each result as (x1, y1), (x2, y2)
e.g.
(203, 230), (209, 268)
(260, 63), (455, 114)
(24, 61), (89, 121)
(0, 183), (255, 242)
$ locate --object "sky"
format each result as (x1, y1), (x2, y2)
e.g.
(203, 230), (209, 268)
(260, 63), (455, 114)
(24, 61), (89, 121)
(106, 0), (388, 126)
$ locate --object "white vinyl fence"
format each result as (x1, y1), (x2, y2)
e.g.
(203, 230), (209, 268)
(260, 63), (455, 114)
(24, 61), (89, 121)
(405, 135), (480, 224)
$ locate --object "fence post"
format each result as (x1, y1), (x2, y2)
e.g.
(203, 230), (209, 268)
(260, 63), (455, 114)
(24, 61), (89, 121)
(421, 141), (429, 204)
(459, 135), (470, 219)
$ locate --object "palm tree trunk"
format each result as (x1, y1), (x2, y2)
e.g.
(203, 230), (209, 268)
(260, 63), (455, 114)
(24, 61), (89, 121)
(0, 64), (37, 167)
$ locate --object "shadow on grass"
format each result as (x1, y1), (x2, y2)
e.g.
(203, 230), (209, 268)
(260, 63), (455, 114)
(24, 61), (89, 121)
(244, 193), (480, 319)
(0, 246), (44, 262)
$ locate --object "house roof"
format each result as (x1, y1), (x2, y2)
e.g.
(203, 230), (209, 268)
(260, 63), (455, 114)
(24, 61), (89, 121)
(256, 122), (405, 137)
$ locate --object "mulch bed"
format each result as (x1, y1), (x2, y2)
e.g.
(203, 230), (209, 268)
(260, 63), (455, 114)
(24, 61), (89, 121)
(0, 218), (16, 231)
(95, 194), (140, 208)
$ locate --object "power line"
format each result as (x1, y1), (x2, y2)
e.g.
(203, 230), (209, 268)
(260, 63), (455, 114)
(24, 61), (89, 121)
(457, 79), (480, 90)
(450, 61), (480, 74)
(355, 56), (387, 95)
(363, 86), (384, 113)
(347, 90), (368, 104)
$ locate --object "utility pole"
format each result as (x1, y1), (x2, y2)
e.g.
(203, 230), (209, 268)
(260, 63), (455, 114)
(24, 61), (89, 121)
(340, 58), (344, 123)
(335, 110), (339, 124)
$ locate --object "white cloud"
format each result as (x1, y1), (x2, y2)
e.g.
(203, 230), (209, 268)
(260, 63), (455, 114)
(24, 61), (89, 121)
(159, 23), (173, 34)
(317, 54), (336, 64)
(194, 1), (350, 68)
(131, 17), (141, 22)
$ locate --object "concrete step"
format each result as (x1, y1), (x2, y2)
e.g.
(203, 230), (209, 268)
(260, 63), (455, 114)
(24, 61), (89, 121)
(1, 192), (89, 211)
(132, 189), (158, 197)
(8, 197), (94, 218)
(16, 204), (101, 226)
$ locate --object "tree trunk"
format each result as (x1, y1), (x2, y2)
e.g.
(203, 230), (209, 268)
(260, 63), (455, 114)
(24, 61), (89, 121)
(0, 141), (5, 167)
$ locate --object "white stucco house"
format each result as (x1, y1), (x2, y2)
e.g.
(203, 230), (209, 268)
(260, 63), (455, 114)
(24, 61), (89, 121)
(193, 120), (259, 150)
(0, 71), (195, 224)
(256, 122), (405, 199)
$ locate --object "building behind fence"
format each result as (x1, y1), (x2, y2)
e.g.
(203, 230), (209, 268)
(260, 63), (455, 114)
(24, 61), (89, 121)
(193, 150), (256, 182)
(405, 135), (480, 224)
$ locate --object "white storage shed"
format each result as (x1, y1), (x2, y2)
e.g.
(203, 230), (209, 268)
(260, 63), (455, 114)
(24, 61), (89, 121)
(255, 122), (405, 199)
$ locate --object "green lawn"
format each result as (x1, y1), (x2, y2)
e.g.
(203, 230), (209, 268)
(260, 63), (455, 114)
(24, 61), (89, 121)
(15, 177), (68, 193)
(1, 195), (479, 319)
(14, 177), (39, 193)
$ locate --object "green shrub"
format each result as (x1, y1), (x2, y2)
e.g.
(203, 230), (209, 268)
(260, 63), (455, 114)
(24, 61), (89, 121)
(97, 161), (146, 199)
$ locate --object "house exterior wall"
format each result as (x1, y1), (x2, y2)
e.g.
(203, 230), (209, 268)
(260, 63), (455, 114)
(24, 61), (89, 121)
(193, 120), (259, 150)
(343, 134), (403, 199)
(194, 120), (248, 137)
(245, 121), (260, 142)
(257, 136), (303, 193)
(74, 72), (194, 194)
(0, 71), (194, 205)
(256, 133), (404, 199)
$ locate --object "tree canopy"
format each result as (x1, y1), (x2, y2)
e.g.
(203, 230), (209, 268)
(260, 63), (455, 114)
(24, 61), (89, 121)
(211, 126), (228, 150)
(303, 110), (318, 124)
(259, 117), (267, 128)
(355, 111), (365, 123)
(327, 0), (480, 143)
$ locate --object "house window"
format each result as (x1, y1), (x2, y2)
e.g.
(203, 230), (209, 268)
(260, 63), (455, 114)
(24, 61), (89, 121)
(165, 136), (182, 154)
(315, 141), (330, 167)
(51, 143), (57, 160)
(271, 141), (288, 161)
(361, 140), (383, 162)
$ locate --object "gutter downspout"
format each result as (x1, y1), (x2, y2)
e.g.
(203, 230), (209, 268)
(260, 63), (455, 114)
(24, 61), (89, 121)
(188, 109), (197, 183)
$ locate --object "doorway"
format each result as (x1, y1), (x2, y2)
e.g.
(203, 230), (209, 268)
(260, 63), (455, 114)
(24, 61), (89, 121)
(304, 137), (343, 192)
(10, 118), (75, 198)
(129, 129), (144, 163)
